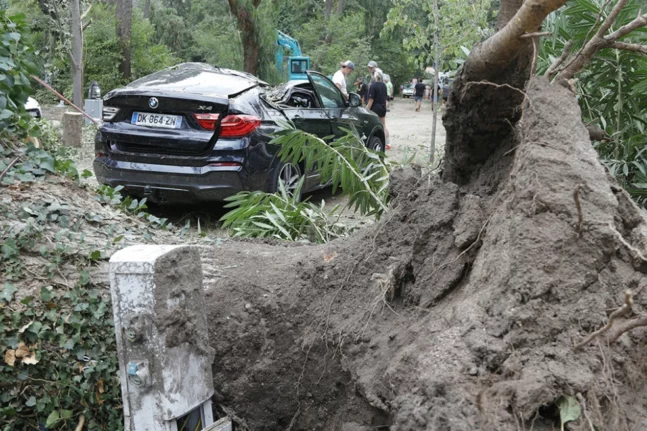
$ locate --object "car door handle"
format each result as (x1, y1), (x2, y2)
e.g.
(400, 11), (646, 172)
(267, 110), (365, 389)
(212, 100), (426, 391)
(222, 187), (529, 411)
(292, 115), (302, 119)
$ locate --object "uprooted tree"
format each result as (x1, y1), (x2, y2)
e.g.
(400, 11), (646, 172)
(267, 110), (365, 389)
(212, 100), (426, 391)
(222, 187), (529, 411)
(203, 0), (647, 429)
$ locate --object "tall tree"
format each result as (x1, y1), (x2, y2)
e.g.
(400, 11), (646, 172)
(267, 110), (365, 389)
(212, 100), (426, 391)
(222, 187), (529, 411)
(70, 0), (83, 107)
(227, 0), (263, 75)
(116, 0), (132, 80)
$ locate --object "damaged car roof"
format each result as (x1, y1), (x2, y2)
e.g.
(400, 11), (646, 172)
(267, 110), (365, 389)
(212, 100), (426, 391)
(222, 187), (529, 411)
(120, 62), (268, 98)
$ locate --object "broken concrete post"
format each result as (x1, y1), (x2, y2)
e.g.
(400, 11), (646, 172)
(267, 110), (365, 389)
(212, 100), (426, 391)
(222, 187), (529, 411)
(110, 245), (228, 431)
(62, 111), (83, 147)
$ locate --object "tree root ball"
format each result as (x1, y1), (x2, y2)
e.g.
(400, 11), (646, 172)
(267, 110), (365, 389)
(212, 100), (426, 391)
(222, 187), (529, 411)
(202, 78), (647, 430)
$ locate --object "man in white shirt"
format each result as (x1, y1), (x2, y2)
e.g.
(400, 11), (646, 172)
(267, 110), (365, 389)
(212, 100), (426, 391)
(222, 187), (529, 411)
(332, 60), (355, 97)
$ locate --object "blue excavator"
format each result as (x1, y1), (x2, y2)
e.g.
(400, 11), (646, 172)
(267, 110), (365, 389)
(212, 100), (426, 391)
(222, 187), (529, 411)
(276, 31), (310, 81)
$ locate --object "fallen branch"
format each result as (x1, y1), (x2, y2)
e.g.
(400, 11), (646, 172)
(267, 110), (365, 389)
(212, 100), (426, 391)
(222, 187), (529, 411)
(0, 157), (19, 182)
(31, 75), (98, 125)
(574, 289), (633, 349)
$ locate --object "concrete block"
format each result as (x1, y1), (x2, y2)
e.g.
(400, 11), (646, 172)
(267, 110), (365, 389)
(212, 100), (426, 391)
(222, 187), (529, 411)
(110, 245), (216, 430)
(62, 111), (83, 147)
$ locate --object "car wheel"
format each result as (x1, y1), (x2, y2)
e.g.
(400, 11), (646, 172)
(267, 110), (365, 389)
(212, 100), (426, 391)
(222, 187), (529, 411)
(367, 135), (385, 152)
(270, 161), (303, 200)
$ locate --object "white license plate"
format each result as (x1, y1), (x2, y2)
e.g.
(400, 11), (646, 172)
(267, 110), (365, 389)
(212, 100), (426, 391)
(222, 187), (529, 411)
(131, 112), (182, 129)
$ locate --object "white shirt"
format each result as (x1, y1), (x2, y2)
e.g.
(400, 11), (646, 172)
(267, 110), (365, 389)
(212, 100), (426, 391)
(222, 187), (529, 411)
(332, 70), (347, 96)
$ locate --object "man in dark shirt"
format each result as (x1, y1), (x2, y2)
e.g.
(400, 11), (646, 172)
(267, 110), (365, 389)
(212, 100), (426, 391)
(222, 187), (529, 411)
(414, 79), (426, 112)
(367, 71), (391, 149)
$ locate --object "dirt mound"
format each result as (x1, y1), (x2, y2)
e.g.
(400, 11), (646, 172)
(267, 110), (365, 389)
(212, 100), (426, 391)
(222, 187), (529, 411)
(204, 77), (647, 430)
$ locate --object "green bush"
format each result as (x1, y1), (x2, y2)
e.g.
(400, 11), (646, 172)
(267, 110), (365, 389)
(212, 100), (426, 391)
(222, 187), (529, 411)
(0, 11), (37, 139)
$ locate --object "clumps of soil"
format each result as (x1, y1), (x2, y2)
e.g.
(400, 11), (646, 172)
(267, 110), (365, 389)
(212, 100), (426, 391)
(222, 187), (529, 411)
(204, 77), (647, 430)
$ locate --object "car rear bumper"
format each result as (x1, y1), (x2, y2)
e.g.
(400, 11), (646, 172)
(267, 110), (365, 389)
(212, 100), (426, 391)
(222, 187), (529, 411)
(94, 157), (246, 203)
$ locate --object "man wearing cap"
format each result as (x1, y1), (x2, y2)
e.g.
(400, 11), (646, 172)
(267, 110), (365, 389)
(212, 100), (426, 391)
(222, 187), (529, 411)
(333, 61), (355, 97)
(367, 61), (383, 82)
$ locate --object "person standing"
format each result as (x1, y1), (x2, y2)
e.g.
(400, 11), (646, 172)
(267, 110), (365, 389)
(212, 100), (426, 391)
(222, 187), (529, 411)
(414, 79), (426, 112)
(355, 77), (368, 105)
(385, 77), (394, 111)
(367, 60), (383, 82)
(332, 60), (355, 97)
(366, 71), (391, 150)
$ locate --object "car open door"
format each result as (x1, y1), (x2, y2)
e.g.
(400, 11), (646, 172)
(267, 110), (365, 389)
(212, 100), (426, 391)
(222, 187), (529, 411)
(306, 71), (360, 141)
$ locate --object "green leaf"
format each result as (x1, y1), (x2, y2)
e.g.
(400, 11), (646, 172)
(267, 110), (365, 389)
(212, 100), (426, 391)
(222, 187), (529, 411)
(557, 395), (581, 431)
(45, 410), (60, 428)
(40, 286), (53, 302)
(25, 396), (36, 407)
(1, 282), (17, 302)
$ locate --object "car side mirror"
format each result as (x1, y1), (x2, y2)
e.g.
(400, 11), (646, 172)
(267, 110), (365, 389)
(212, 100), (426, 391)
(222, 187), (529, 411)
(348, 93), (362, 107)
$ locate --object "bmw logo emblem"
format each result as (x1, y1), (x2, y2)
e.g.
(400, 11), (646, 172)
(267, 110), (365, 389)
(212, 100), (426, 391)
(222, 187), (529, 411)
(148, 97), (159, 109)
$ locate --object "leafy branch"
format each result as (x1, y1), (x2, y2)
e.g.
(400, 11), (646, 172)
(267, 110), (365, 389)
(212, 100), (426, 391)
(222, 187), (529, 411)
(273, 126), (390, 216)
(221, 179), (354, 243)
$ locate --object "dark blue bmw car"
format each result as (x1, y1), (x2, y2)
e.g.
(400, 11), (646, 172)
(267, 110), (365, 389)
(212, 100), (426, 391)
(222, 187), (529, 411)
(94, 63), (385, 203)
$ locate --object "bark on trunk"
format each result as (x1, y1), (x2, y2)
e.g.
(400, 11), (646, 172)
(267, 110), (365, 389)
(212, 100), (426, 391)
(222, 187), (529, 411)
(336, 0), (345, 16)
(442, 0), (568, 184)
(116, 0), (133, 81)
(227, 0), (262, 76)
(325, 0), (333, 20)
(143, 0), (151, 19)
(70, 0), (83, 108)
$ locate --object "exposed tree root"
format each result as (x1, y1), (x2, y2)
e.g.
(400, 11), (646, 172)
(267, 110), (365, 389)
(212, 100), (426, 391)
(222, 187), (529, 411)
(574, 290), (634, 349)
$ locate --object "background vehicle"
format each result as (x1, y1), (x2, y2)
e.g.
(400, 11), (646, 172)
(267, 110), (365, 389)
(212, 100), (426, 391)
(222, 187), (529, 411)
(402, 84), (414, 98)
(24, 97), (42, 118)
(93, 63), (384, 204)
(276, 31), (310, 81)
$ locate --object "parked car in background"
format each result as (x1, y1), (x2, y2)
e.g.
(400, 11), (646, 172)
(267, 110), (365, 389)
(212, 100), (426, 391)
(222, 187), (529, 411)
(402, 84), (414, 98)
(24, 97), (41, 118)
(94, 63), (385, 204)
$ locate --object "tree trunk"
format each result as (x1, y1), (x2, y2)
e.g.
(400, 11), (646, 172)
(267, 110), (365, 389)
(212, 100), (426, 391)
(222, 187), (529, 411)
(325, 0), (333, 20)
(201, 0), (647, 430)
(335, 0), (345, 16)
(116, 0), (133, 81)
(227, 0), (262, 76)
(70, 0), (83, 108)
(430, 0), (439, 164)
(143, 0), (151, 19)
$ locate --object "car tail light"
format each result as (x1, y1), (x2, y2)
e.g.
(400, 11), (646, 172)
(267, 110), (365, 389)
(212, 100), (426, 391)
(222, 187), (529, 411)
(193, 113), (220, 130)
(193, 113), (261, 137)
